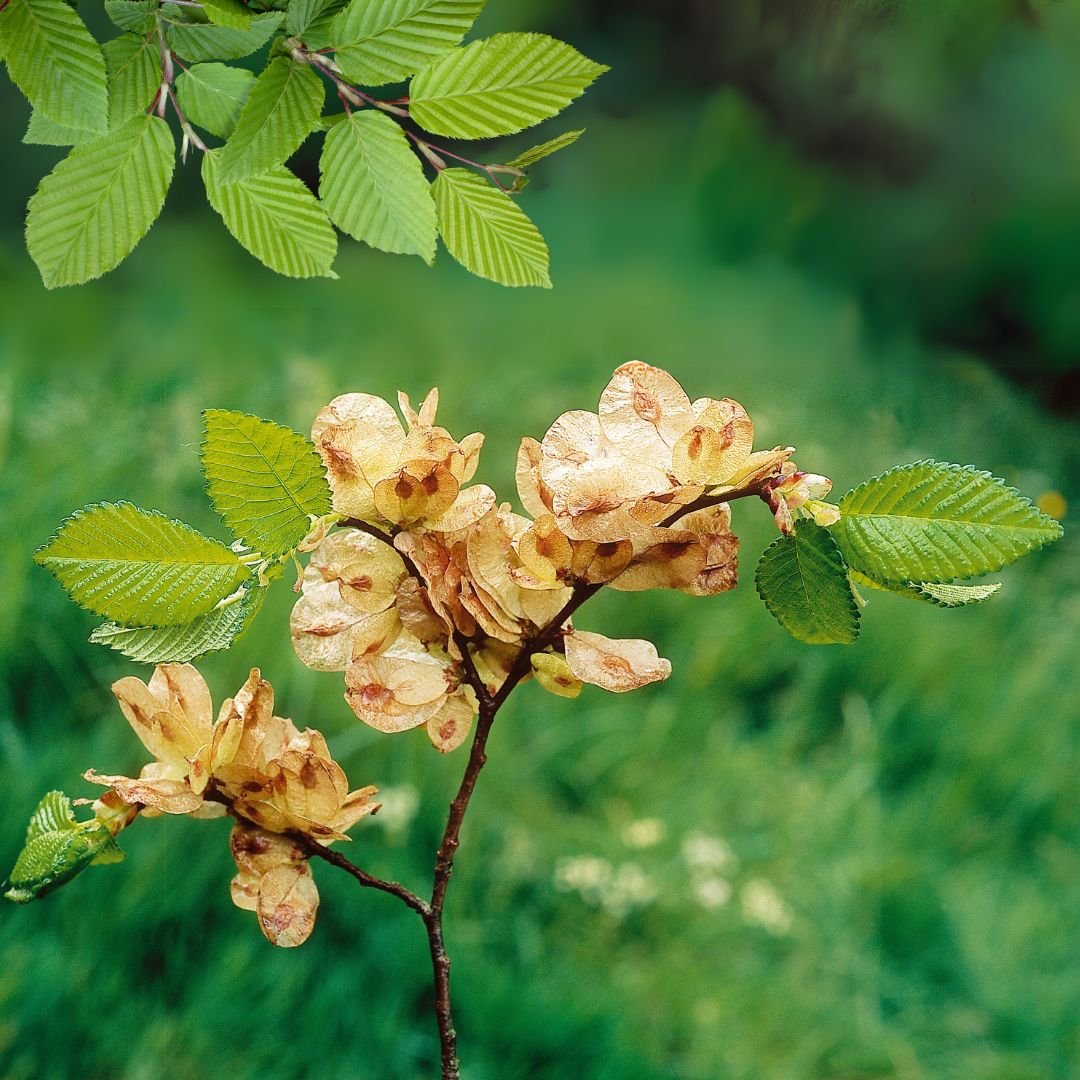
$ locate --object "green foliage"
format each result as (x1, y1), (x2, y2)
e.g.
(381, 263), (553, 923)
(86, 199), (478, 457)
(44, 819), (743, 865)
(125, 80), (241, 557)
(755, 520), (860, 645)
(320, 111), (437, 261)
(433, 167), (550, 287)
(89, 585), (265, 662)
(3, 793), (122, 904)
(25, 114), (175, 288)
(34, 502), (249, 628)
(215, 57), (324, 181)
(203, 152), (339, 278)
(175, 62), (255, 140)
(835, 461), (1062, 584)
(1, 0), (603, 287)
(330, 0), (484, 86)
(410, 33), (608, 139)
(201, 410), (333, 557)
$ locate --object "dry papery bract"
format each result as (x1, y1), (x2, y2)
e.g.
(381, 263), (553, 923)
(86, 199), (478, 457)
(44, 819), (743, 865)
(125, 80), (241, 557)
(85, 663), (379, 946)
(297, 362), (831, 733)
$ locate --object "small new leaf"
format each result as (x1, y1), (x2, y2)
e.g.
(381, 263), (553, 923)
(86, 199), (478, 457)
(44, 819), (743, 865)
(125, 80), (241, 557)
(433, 168), (550, 287)
(90, 586), (265, 662)
(176, 62), (256, 140)
(202, 410), (333, 556)
(410, 33), (608, 139)
(35, 502), (250, 627)
(26, 114), (175, 288)
(320, 111), (437, 262)
(507, 128), (584, 169)
(850, 572), (1003, 608)
(203, 153), (339, 278)
(4, 792), (123, 904)
(330, 0), (484, 87)
(162, 7), (284, 63)
(0, 0), (108, 131)
(835, 461), (1063, 583)
(216, 57), (324, 181)
(755, 520), (860, 645)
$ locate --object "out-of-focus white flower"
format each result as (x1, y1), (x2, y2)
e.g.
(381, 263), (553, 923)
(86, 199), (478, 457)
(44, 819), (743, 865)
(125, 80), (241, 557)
(740, 877), (793, 935)
(622, 818), (666, 849)
(370, 784), (419, 837)
(681, 831), (737, 874)
(693, 877), (733, 911)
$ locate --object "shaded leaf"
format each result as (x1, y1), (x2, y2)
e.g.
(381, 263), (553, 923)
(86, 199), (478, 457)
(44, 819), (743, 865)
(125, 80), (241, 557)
(755, 520), (860, 645)
(162, 6), (283, 62)
(202, 0), (253, 30)
(104, 0), (157, 34)
(176, 62), (256, 139)
(35, 501), (249, 627)
(90, 586), (265, 662)
(24, 110), (93, 147)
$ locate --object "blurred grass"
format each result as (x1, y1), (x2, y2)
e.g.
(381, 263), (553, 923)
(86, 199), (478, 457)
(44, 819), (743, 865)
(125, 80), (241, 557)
(1, 3), (1080, 1075)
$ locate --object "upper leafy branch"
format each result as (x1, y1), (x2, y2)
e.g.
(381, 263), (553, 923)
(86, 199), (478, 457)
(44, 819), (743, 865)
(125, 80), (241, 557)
(0, 0), (608, 288)
(35, 410), (335, 662)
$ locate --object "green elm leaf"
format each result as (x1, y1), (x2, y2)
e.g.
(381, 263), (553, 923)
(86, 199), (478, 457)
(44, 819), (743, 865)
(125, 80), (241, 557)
(330, 0), (483, 87)
(203, 152), (339, 279)
(104, 33), (162, 128)
(202, 409), (332, 556)
(162, 6), (283, 63)
(320, 111), (436, 262)
(104, 0), (158, 33)
(755, 520), (860, 645)
(34, 501), (250, 627)
(216, 57), (324, 181)
(834, 461), (1063, 584)
(89, 586), (265, 663)
(26, 114), (175, 289)
(410, 33), (608, 139)
(201, 0), (254, 29)
(0, 0), (108, 131)
(433, 167), (550, 287)
(507, 127), (584, 168)
(176, 62), (256, 139)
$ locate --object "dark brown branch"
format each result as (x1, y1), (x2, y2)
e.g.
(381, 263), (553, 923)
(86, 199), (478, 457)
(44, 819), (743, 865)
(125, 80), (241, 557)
(298, 835), (430, 918)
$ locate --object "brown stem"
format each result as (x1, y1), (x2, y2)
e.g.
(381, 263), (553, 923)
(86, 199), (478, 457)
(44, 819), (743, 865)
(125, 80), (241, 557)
(299, 836), (430, 917)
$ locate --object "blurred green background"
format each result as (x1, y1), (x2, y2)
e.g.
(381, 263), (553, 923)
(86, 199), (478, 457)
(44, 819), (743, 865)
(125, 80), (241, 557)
(1, 1), (1078, 1078)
